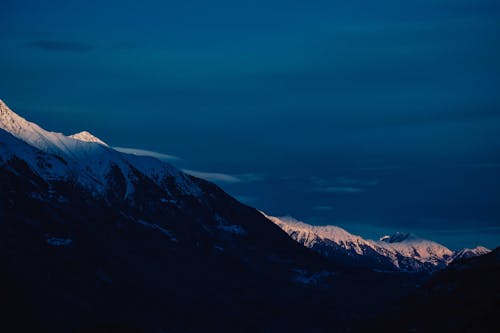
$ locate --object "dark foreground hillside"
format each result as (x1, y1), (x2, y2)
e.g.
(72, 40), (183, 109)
(354, 248), (500, 333)
(0, 143), (418, 333)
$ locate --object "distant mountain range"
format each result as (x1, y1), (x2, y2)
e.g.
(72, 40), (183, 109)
(0, 99), (496, 332)
(265, 214), (490, 272)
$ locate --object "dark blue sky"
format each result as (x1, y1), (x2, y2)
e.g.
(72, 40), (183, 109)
(1, 0), (499, 249)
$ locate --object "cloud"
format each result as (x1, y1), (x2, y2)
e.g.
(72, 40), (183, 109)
(112, 147), (263, 185)
(311, 176), (378, 193)
(183, 170), (263, 184)
(312, 206), (334, 211)
(455, 162), (500, 169)
(26, 41), (94, 53)
(351, 166), (401, 171)
(183, 170), (241, 183)
(309, 176), (329, 186)
(336, 177), (379, 186)
(113, 147), (180, 161)
(321, 186), (365, 193)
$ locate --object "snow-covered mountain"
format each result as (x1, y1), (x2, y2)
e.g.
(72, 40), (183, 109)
(0, 99), (346, 332)
(451, 246), (491, 262)
(0, 99), (200, 198)
(265, 214), (489, 272)
(1, 99), (496, 332)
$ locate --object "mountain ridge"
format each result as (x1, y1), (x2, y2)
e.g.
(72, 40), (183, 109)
(1, 98), (496, 332)
(265, 213), (489, 272)
(2, 99), (358, 332)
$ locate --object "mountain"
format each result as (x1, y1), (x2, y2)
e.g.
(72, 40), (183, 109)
(266, 214), (488, 272)
(354, 247), (500, 332)
(1, 99), (347, 333)
(1, 99), (494, 332)
(0, 100), (199, 197)
(450, 246), (491, 262)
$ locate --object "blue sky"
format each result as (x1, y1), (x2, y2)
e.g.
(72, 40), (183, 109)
(1, 0), (499, 249)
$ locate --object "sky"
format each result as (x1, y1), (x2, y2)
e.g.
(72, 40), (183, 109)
(1, 0), (499, 249)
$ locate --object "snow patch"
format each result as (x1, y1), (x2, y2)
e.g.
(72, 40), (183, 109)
(70, 131), (108, 146)
(45, 236), (72, 247)
(137, 220), (178, 242)
(292, 269), (334, 286)
(214, 215), (247, 236)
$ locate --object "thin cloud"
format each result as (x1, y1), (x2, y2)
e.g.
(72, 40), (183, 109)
(311, 176), (377, 193)
(183, 170), (263, 184)
(182, 170), (241, 184)
(351, 166), (401, 171)
(26, 41), (94, 53)
(336, 177), (379, 186)
(113, 147), (263, 185)
(455, 162), (500, 169)
(113, 147), (180, 161)
(321, 186), (365, 193)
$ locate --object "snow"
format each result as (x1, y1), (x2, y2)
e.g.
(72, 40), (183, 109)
(0, 99), (203, 198)
(70, 131), (108, 146)
(264, 213), (372, 255)
(45, 236), (73, 246)
(292, 269), (334, 286)
(137, 220), (178, 242)
(264, 212), (455, 270)
(451, 246), (491, 261)
(214, 215), (247, 236)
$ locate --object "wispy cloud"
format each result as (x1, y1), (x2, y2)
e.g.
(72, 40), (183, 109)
(113, 147), (180, 161)
(312, 205), (334, 211)
(113, 147), (263, 185)
(336, 177), (379, 186)
(311, 176), (378, 194)
(350, 166), (401, 171)
(351, 162), (500, 171)
(320, 186), (365, 193)
(455, 162), (500, 169)
(183, 170), (241, 183)
(26, 41), (94, 53)
(183, 169), (263, 184)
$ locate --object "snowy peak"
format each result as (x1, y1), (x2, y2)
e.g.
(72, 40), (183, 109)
(266, 213), (459, 272)
(380, 232), (416, 243)
(0, 99), (93, 157)
(0, 99), (203, 198)
(0, 99), (46, 143)
(452, 246), (491, 261)
(268, 216), (370, 256)
(70, 131), (108, 146)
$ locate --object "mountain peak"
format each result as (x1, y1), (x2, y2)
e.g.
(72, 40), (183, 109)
(0, 99), (45, 140)
(70, 131), (108, 146)
(0, 99), (15, 118)
(452, 246), (491, 261)
(379, 232), (416, 243)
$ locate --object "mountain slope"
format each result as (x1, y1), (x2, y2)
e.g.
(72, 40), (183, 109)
(1, 99), (350, 333)
(266, 214), (485, 272)
(451, 246), (491, 262)
(1, 100), (422, 332)
(1, 99), (493, 332)
(0, 99), (200, 198)
(355, 248), (500, 332)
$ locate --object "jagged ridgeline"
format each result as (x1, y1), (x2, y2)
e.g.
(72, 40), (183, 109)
(0, 99), (496, 333)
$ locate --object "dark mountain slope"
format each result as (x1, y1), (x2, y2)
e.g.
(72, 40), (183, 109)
(355, 248), (500, 333)
(0, 100), (435, 332)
